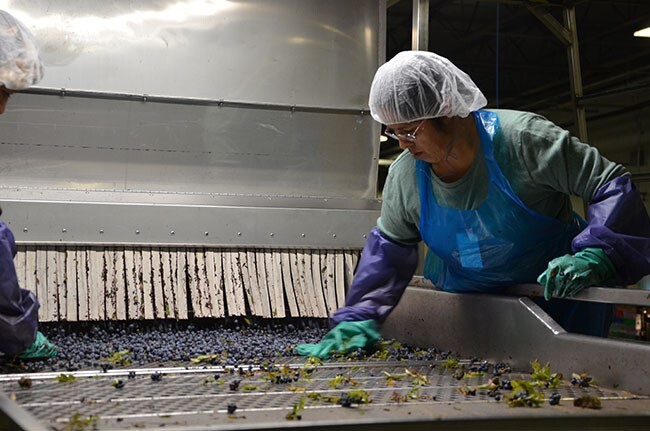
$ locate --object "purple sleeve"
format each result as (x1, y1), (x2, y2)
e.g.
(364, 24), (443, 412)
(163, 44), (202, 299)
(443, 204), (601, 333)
(572, 176), (650, 285)
(0, 222), (39, 354)
(329, 227), (418, 327)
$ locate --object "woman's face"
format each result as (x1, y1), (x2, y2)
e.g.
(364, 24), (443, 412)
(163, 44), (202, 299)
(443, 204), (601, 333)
(0, 86), (15, 114)
(386, 118), (456, 164)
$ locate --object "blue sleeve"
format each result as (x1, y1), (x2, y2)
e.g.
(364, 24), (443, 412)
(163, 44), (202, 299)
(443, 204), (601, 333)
(330, 227), (418, 327)
(572, 176), (650, 285)
(0, 222), (39, 355)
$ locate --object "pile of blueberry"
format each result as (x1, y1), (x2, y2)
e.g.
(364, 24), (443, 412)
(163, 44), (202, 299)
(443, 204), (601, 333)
(467, 357), (489, 373)
(8, 319), (328, 373)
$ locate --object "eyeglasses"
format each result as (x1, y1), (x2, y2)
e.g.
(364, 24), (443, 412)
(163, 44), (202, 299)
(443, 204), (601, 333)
(384, 119), (426, 143)
(0, 88), (13, 95)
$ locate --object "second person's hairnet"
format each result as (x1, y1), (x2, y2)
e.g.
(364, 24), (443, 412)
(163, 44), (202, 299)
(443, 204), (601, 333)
(0, 10), (43, 90)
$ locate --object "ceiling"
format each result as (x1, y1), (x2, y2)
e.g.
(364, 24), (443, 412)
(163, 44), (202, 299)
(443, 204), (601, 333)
(380, 0), (650, 168)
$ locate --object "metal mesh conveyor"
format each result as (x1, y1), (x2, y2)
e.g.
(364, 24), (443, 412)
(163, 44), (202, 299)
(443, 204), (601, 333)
(1, 284), (650, 430)
(1, 357), (649, 431)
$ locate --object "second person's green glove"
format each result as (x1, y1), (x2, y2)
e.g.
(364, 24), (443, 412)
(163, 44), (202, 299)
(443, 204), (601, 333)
(295, 320), (381, 359)
(18, 331), (57, 360)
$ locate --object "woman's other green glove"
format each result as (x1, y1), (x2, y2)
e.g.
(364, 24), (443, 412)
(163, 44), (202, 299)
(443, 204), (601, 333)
(18, 331), (57, 360)
(295, 320), (381, 359)
(537, 247), (616, 300)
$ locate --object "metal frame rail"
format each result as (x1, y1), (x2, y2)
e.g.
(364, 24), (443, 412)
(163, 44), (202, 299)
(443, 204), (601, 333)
(384, 281), (650, 396)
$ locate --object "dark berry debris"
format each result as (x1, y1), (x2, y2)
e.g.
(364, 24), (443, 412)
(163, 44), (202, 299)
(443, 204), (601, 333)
(18, 377), (32, 389)
(549, 392), (561, 406)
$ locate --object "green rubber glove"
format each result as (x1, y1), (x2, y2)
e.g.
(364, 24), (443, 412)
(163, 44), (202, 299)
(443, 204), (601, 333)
(295, 320), (381, 359)
(18, 331), (58, 360)
(537, 247), (616, 301)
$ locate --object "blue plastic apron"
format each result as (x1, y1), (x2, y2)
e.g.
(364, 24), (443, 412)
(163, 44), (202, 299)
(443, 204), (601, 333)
(416, 110), (612, 336)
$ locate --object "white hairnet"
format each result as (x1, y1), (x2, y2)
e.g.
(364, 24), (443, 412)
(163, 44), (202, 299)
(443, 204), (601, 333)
(369, 51), (487, 125)
(0, 10), (43, 90)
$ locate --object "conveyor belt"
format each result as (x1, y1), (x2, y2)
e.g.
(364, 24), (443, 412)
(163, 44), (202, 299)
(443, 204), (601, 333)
(1, 357), (649, 430)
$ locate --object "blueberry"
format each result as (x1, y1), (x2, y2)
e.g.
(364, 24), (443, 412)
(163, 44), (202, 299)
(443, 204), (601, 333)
(227, 403), (237, 414)
(339, 393), (352, 408)
(549, 392), (561, 406)
(151, 372), (163, 382)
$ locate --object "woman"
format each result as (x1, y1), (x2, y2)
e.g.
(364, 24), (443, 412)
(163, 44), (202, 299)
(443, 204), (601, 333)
(0, 9), (56, 359)
(298, 51), (650, 358)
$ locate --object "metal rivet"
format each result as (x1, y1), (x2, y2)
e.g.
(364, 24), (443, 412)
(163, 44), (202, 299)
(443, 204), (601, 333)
(301, 233), (305, 238)
(62, 228), (67, 233)
(99, 229), (104, 234)
(204, 231), (209, 236)
(237, 232), (242, 236)
(170, 230), (175, 235)
(135, 230), (140, 234)
(332, 233), (337, 238)
(23, 228), (28, 233)
(362, 234), (367, 238)
(270, 233), (274, 237)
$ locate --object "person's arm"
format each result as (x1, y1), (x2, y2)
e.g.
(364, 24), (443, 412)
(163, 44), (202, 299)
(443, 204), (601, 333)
(330, 226), (418, 326)
(296, 153), (421, 358)
(515, 113), (650, 292)
(331, 152), (421, 326)
(0, 222), (39, 355)
(572, 175), (650, 285)
(296, 226), (417, 359)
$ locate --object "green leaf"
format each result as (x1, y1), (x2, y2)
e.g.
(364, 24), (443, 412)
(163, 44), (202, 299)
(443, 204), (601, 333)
(108, 350), (131, 366)
(62, 412), (98, 431)
(54, 374), (76, 383)
(505, 380), (544, 407)
(286, 397), (305, 420)
(405, 368), (429, 386)
(530, 359), (563, 388)
(441, 357), (460, 370)
(190, 353), (226, 364)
